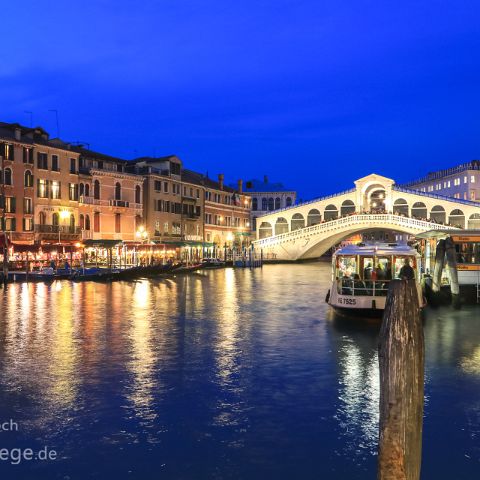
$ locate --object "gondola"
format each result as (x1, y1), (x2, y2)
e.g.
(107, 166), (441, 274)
(170, 263), (205, 274)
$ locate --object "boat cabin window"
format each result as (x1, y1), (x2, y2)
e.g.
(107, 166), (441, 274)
(455, 242), (480, 264)
(393, 256), (416, 279)
(336, 256), (356, 278)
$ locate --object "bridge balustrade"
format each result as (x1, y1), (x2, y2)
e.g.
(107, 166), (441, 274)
(254, 213), (455, 246)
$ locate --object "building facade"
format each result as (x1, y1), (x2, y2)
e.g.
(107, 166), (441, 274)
(184, 171), (251, 251)
(1, 120), (252, 264)
(75, 146), (143, 242)
(243, 176), (296, 231)
(0, 123), (145, 251)
(403, 161), (480, 202)
(130, 156), (204, 246)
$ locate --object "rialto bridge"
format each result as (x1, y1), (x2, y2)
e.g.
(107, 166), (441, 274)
(252, 173), (480, 260)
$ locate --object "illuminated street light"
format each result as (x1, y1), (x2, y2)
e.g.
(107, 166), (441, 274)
(58, 209), (70, 244)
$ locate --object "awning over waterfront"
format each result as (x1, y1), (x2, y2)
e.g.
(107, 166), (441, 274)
(82, 239), (123, 248)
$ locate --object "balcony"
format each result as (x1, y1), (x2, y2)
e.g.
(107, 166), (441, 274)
(34, 224), (82, 241)
(35, 225), (81, 234)
(109, 199), (130, 208)
(184, 213), (201, 220)
(182, 194), (198, 202)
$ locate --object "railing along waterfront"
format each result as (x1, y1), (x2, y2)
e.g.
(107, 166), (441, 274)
(253, 214), (456, 247)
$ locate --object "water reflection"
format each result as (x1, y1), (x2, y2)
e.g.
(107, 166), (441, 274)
(327, 312), (380, 460)
(0, 265), (478, 480)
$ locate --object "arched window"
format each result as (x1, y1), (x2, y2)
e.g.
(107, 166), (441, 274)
(85, 214), (91, 230)
(52, 212), (59, 227)
(135, 185), (141, 204)
(39, 211), (46, 225)
(79, 214), (85, 229)
(4, 168), (12, 185)
(94, 180), (100, 200)
(252, 198), (258, 211)
(268, 197), (274, 211)
(291, 213), (305, 231)
(79, 183), (84, 197)
(324, 204), (338, 221)
(307, 209), (321, 226)
(24, 170), (33, 187)
(286, 197), (292, 207)
(85, 184), (90, 197)
(411, 202), (427, 219)
(115, 182), (122, 201)
(430, 205), (446, 224)
(393, 198), (408, 216)
(275, 197), (281, 210)
(468, 213), (480, 229)
(275, 217), (288, 235)
(261, 197), (268, 211)
(258, 221), (273, 239)
(449, 209), (465, 228)
(340, 200), (355, 216)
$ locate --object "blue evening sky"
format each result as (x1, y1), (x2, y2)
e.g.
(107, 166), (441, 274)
(2, 0), (480, 200)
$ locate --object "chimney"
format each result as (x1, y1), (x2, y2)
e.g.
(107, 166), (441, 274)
(264, 175), (268, 184)
(237, 179), (243, 193)
(218, 173), (224, 190)
(14, 128), (21, 141)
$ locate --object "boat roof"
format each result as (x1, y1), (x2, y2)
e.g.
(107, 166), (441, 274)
(334, 243), (418, 257)
(416, 229), (480, 239)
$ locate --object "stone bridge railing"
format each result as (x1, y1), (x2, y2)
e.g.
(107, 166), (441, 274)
(253, 214), (456, 247)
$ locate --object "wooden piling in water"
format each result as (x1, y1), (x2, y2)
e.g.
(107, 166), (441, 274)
(445, 236), (461, 309)
(378, 279), (424, 480)
(432, 239), (445, 294)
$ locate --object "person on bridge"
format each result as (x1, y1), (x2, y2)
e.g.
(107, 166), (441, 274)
(399, 259), (415, 280)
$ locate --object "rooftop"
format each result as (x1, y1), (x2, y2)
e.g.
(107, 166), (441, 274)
(182, 169), (239, 194)
(242, 178), (294, 193)
(402, 160), (480, 187)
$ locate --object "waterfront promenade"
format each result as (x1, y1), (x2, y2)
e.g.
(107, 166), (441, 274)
(0, 264), (478, 479)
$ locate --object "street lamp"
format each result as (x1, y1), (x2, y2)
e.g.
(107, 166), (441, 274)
(59, 209), (70, 244)
(136, 225), (148, 243)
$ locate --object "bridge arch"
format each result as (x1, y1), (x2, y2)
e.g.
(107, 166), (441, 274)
(307, 209), (321, 226)
(275, 217), (289, 235)
(291, 213), (305, 231)
(324, 204), (339, 221)
(258, 221), (273, 239)
(411, 202), (427, 219)
(393, 198), (408, 216)
(468, 213), (480, 229)
(430, 205), (446, 224)
(449, 209), (465, 228)
(340, 200), (355, 216)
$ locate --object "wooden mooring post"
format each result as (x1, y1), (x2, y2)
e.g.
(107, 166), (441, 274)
(378, 279), (424, 480)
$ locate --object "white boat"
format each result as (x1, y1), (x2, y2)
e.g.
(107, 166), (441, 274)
(326, 243), (425, 315)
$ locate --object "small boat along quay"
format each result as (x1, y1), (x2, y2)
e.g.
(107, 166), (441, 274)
(0, 251), (262, 284)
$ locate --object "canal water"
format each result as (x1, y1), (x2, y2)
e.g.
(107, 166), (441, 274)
(0, 264), (478, 479)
